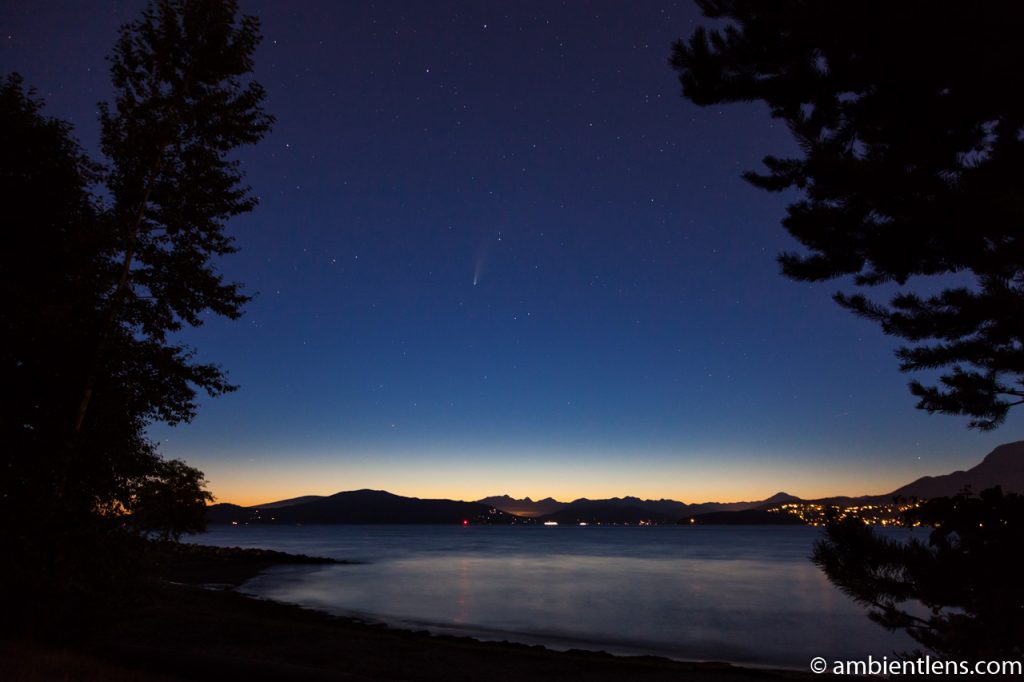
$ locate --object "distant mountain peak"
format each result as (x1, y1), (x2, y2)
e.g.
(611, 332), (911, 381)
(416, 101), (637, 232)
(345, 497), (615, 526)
(762, 492), (797, 503)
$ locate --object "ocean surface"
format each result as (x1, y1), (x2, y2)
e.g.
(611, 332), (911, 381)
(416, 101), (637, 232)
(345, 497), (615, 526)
(191, 524), (918, 668)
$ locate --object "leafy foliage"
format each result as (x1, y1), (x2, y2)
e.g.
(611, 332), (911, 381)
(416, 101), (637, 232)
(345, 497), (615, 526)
(670, 0), (1024, 429)
(0, 0), (270, 633)
(129, 459), (216, 541)
(80, 0), (273, 431)
(813, 488), (1024, 660)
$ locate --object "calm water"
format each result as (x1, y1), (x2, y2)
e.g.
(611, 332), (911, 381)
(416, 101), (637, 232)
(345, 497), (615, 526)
(192, 525), (916, 668)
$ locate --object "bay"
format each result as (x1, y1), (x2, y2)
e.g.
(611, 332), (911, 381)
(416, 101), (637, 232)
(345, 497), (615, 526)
(191, 524), (917, 668)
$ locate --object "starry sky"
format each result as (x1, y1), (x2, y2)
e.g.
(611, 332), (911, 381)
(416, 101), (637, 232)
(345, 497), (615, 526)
(3, 1), (1018, 505)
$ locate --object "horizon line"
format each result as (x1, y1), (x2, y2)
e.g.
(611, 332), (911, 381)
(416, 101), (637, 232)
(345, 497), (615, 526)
(212, 485), (892, 509)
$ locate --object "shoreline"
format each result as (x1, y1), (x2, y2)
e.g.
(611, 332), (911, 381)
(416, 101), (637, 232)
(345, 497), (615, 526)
(5, 543), (843, 681)
(337, 615), (814, 674)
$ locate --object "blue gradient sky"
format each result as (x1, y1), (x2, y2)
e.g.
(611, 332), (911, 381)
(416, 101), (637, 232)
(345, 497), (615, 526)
(3, 1), (1018, 505)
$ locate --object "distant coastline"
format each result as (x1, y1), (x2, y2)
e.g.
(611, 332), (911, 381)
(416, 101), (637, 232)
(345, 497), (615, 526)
(208, 441), (1024, 527)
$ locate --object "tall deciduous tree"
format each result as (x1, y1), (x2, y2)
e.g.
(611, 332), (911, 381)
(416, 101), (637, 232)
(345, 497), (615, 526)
(78, 0), (273, 433)
(1, 0), (271, 631)
(670, 0), (1024, 430)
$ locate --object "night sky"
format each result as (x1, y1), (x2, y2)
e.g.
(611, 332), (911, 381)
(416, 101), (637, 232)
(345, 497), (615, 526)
(3, 1), (1018, 505)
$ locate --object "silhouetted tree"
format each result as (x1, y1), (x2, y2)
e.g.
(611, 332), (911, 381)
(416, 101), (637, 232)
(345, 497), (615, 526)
(671, 0), (1024, 430)
(1, 0), (271, 633)
(672, 0), (1024, 662)
(78, 0), (273, 434)
(0, 73), (133, 635)
(813, 488), (1024, 660)
(129, 459), (216, 541)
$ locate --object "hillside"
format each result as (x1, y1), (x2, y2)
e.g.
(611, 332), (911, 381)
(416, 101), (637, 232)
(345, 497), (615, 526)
(889, 441), (1024, 499)
(208, 489), (512, 525)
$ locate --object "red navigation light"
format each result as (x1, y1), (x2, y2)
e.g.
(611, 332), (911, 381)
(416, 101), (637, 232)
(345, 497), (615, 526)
(462, 519), (469, 526)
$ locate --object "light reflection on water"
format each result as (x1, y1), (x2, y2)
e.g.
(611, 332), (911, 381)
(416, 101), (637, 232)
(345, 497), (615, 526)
(192, 525), (917, 667)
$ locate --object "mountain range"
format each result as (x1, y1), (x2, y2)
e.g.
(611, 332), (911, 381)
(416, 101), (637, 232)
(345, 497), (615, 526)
(207, 441), (1024, 526)
(476, 495), (565, 517)
(208, 489), (802, 526)
(482, 492), (800, 525)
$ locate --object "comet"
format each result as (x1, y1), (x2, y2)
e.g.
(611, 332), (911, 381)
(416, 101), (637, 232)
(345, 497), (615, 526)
(473, 251), (485, 286)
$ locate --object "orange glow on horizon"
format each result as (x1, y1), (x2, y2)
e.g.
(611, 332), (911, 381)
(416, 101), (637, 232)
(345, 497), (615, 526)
(191, 445), (932, 509)
(207, 476), (911, 508)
